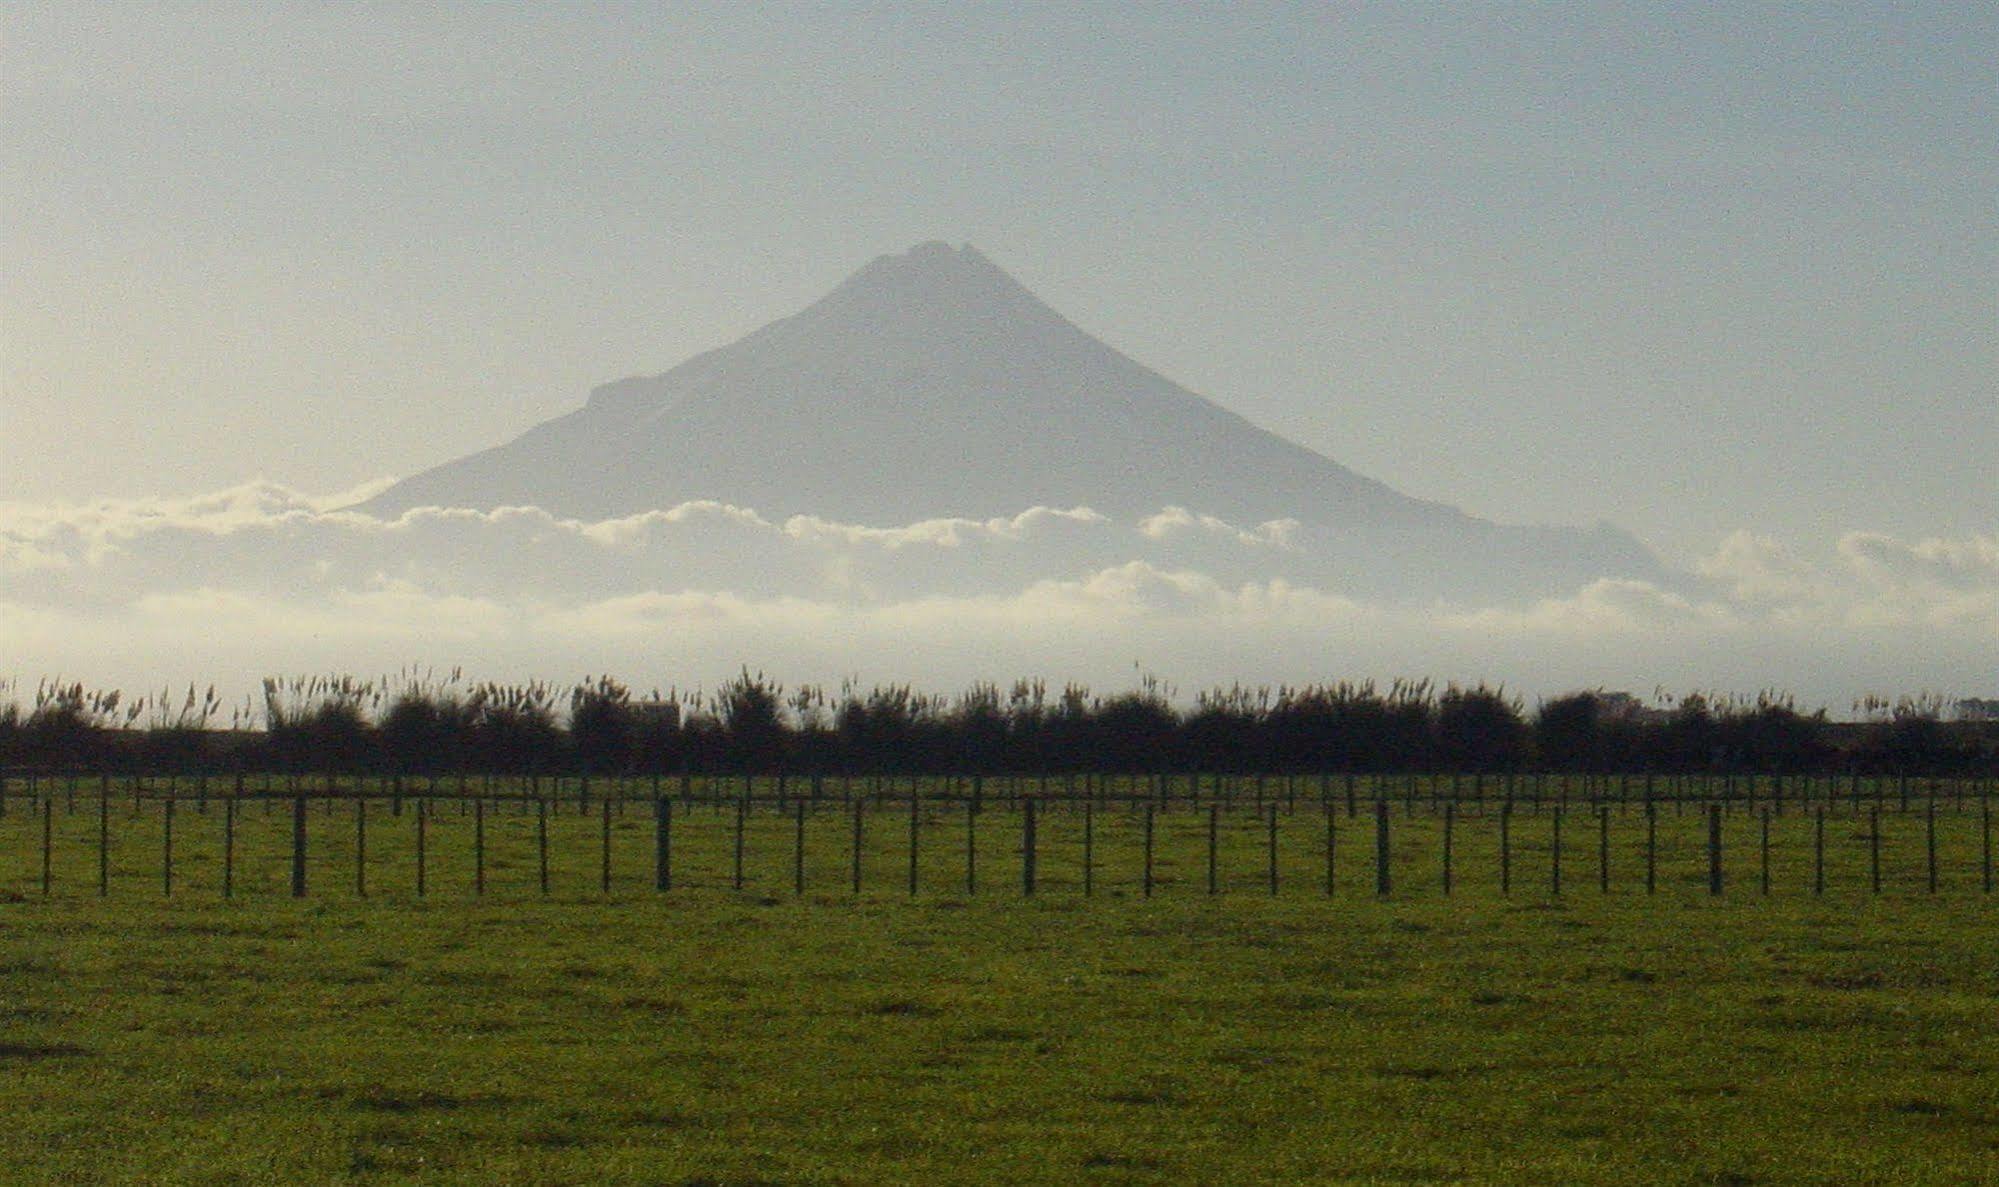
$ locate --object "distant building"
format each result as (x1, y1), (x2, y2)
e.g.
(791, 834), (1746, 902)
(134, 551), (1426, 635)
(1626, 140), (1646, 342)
(1955, 698), (1999, 722)
(1596, 691), (1672, 726)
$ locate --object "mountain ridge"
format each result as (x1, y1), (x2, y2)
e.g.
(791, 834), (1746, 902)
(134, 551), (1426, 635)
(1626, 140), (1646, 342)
(358, 242), (1660, 599)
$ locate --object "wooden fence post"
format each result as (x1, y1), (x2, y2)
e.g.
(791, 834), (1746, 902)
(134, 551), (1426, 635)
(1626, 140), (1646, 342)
(1143, 804), (1155, 898)
(1267, 802), (1280, 895)
(907, 791), (919, 897)
(1500, 803), (1512, 895)
(98, 788), (110, 898)
(653, 798), (668, 892)
(1645, 802), (1656, 895)
(535, 798), (548, 895)
(794, 800), (806, 896)
(1759, 808), (1770, 896)
(474, 799), (486, 897)
(1707, 805), (1723, 896)
(1023, 799), (1038, 896)
(1926, 800), (1938, 894)
(1813, 808), (1825, 896)
(1983, 793), (1992, 895)
(1442, 801), (1454, 896)
(851, 801), (864, 895)
(291, 795), (307, 898)
(223, 798), (234, 899)
(1206, 803), (1219, 895)
(1551, 806), (1563, 896)
(1374, 799), (1390, 897)
(162, 797), (174, 897)
(1598, 807), (1610, 894)
(1083, 800), (1095, 897)
(1323, 802), (1335, 895)
(1870, 808), (1882, 895)
(965, 801), (977, 896)
(589, 797), (608, 894)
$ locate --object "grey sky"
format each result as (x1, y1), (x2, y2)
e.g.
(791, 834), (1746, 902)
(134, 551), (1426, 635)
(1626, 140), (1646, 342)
(4, 3), (1994, 561)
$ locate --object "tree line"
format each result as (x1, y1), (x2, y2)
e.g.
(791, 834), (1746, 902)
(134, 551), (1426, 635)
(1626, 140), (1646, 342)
(1, 672), (1991, 777)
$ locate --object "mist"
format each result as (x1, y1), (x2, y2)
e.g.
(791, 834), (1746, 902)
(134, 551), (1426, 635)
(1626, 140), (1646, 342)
(3, 481), (1991, 713)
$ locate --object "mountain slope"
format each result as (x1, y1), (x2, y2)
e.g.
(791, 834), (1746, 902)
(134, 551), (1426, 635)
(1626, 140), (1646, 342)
(359, 241), (1660, 598)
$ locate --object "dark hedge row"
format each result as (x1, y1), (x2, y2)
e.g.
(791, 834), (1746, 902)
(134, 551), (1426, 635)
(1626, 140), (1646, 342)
(3, 674), (1992, 777)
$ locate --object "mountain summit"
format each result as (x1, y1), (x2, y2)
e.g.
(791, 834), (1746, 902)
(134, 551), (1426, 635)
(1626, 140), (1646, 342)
(360, 242), (1658, 598)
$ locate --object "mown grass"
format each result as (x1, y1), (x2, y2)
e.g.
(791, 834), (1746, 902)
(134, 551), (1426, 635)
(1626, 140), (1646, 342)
(2, 797), (1996, 1184)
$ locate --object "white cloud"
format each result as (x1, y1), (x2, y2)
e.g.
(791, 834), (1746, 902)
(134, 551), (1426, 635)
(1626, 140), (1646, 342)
(1447, 578), (1738, 636)
(1696, 530), (1815, 605)
(1139, 505), (1300, 550)
(1, 484), (1994, 707)
(780, 505), (1105, 550)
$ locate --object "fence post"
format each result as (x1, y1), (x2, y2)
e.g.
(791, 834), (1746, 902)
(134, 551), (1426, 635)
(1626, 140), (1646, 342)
(1926, 800), (1938, 894)
(1442, 801), (1454, 896)
(1374, 799), (1390, 897)
(416, 800), (427, 897)
(589, 797), (607, 894)
(223, 797), (234, 899)
(99, 788), (110, 897)
(851, 801), (864, 895)
(1870, 808), (1882, 894)
(162, 797), (174, 897)
(474, 799), (486, 897)
(1759, 808), (1770, 896)
(647, 795), (663, 887)
(356, 799), (367, 899)
(1598, 807), (1610, 894)
(40, 795), (52, 897)
(965, 801), (977, 895)
(794, 800), (807, 896)
(1983, 793), (1992, 895)
(907, 791), (919, 897)
(1500, 803), (1512, 895)
(1324, 802), (1336, 895)
(1083, 800), (1095, 897)
(291, 795), (307, 898)
(1551, 806), (1563, 896)
(1143, 804), (1155, 898)
(1206, 803), (1219, 895)
(667, 795), (683, 887)
(1023, 799), (1038, 896)
(1645, 801), (1656, 895)
(1813, 808), (1825, 896)
(1707, 805), (1723, 896)
(1267, 802), (1279, 895)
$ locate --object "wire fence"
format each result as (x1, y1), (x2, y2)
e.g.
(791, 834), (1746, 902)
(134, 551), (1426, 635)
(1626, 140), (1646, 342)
(3, 772), (1993, 901)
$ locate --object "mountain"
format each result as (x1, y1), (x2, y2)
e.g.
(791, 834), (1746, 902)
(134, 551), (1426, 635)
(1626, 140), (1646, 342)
(359, 241), (1660, 599)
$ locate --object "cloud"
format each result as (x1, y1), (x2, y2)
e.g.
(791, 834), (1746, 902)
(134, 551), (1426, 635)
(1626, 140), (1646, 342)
(1, 484), (1994, 706)
(1696, 530), (1815, 605)
(781, 505), (1106, 551)
(1446, 578), (1736, 636)
(1139, 506), (1300, 550)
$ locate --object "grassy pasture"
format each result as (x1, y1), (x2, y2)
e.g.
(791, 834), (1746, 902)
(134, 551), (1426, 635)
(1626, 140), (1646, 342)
(2, 785), (1996, 1184)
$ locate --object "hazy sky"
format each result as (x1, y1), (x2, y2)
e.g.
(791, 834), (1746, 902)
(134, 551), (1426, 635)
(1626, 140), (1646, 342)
(3, 4), (1994, 562)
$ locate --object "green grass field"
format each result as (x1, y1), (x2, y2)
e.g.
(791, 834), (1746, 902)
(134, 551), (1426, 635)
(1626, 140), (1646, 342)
(3, 793), (1996, 1183)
